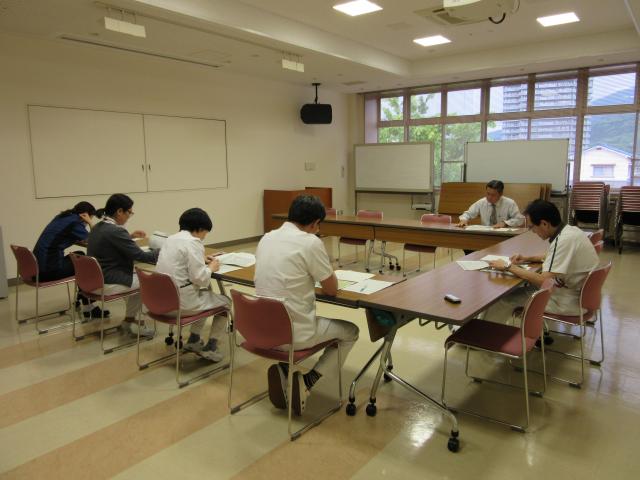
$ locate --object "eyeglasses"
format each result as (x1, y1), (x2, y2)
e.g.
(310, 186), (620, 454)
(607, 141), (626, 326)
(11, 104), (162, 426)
(126, 209), (134, 216)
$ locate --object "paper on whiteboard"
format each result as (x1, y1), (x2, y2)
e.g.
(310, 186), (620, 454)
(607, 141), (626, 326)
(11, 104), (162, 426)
(217, 252), (256, 267)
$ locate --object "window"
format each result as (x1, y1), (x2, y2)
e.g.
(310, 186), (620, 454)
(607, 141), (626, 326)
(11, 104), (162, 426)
(487, 119), (528, 141)
(582, 113), (635, 187)
(588, 72), (636, 107)
(531, 116), (577, 183)
(490, 83), (528, 113)
(378, 127), (404, 143)
(534, 79), (577, 110)
(380, 96), (403, 121)
(410, 93), (441, 119)
(409, 125), (442, 184)
(447, 88), (481, 116)
(444, 122), (481, 182)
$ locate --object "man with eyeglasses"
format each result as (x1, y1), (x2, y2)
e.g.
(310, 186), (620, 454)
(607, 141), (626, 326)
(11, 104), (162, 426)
(88, 193), (159, 338)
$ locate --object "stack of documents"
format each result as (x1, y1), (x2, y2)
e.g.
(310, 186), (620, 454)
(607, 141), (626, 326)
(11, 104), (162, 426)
(216, 252), (256, 267)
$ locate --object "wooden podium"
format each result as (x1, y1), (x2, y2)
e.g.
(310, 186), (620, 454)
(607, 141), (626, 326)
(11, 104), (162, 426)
(263, 187), (332, 233)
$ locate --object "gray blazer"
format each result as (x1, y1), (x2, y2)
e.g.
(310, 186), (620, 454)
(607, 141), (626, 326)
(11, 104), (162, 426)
(87, 221), (159, 287)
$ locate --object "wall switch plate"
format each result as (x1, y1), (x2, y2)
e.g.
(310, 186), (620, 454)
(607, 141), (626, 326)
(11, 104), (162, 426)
(304, 162), (316, 171)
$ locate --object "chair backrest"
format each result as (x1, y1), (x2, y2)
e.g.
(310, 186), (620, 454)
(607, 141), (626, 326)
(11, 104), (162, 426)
(580, 262), (612, 312)
(593, 240), (604, 254)
(588, 229), (604, 244)
(69, 254), (104, 294)
(135, 267), (180, 315)
(357, 210), (383, 220)
(10, 245), (38, 280)
(230, 289), (293, 349)
(521, 278), (554, 340)
(620, 186), (640, 213)
(325, 207), (337, 216)
(420, 213), (451, 225)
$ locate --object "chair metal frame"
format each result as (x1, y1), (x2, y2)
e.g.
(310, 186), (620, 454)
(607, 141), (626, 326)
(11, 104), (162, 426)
(135, 268), (230, 388)
(337, 210), (383, 272)
(10, 245), (75, 334)
(542, 262), (612, 387)
(227, 289), (342, 441)
(70, 254), (151, 354)
(441, 281), (553, 432)
(402, 214), (454, 277)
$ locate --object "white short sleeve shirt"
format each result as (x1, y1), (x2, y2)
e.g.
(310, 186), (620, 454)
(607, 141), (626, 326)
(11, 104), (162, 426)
(542, 225), (599, 315)
(254, 222), (334, 343)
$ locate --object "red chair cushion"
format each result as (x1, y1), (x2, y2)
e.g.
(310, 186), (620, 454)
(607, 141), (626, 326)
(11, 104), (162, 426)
(148, 306), (229, 326)
(82, 289), (140, 303)
(241, 339), (337, 363)
(543, 310), (594, 326)
(403, 244), (437, 253)
(445, 319), (536, 357)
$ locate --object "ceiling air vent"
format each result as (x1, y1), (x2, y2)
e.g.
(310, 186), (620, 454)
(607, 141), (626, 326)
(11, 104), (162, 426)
(342, 80), (367, 86)
(415, 7), (471, 26)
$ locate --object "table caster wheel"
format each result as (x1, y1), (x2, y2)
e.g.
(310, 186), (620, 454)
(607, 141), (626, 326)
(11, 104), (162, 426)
(395, 264), (401, 271)
(384, 373), (392, 383)
(165, 336), (174, 346)
(447, 437), (460, 452)
(366, 403), (377, 417)
(345, 403), (356, 416)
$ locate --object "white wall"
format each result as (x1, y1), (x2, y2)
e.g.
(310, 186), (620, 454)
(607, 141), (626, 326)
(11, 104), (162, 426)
(0, 32), (353, 272)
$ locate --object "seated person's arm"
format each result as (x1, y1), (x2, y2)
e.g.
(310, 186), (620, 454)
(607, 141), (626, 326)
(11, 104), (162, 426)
(320, 272), (338, 296)
(457, 200), (480, 227)
(130, 230), (146, 239)
(489, 258), (554, 287)
(111, 227), (159, 264)
(503, 203), (525, 228)
(187, 244), (215, 287)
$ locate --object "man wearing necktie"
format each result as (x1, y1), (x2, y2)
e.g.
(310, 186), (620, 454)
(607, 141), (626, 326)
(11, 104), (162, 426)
(457, 180), (525, 229)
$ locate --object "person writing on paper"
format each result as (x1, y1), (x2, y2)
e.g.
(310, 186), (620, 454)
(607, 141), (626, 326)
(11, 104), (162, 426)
(87, 194), (159, 338)
(487, 199), (598, 317)
(255, 194), (359, 415)
(457, 180), (525, 228)
(155, 208), (229, 362)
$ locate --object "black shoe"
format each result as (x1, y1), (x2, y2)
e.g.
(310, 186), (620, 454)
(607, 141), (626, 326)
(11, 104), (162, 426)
(83, 306), (110, 319)
(267, 364), (288, 410)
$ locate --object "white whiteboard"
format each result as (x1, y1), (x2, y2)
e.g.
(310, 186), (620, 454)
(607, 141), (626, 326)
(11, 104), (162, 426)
(465, 139), (569, 193)
(355, 143), (433, 193)
(144, 115), (228, 192)
(28, 106), (147, 198)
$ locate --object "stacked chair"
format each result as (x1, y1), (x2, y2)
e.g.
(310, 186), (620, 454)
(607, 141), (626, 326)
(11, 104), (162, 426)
(615, 186), (640, 253)
(568, 181), (609, 231)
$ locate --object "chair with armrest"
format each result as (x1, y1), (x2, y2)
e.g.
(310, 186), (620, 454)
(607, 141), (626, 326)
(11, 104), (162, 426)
(10, 244), (75, 334)
(228, 289), (342, 441)
(402, 214), (453, 277)
(441, 279), (554, 432)
(135, 268), (230, 388)
(70, 253), (148, 354)
(543, 262), (612, 386)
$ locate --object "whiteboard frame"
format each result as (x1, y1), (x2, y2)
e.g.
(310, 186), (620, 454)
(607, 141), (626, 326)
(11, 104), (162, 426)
(354, 142), (434, 193)
(464, 139), (569, 193)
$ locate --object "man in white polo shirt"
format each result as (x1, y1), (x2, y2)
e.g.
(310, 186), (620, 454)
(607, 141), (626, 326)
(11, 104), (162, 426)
(255, 195), (359, 415)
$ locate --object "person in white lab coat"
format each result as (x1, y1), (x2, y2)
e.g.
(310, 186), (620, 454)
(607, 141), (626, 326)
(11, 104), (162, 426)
(155, 208), (230, 362)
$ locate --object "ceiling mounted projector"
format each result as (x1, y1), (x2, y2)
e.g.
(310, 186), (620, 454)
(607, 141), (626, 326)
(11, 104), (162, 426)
(417, 0), (519, 26)
(300, 83), (332, 125)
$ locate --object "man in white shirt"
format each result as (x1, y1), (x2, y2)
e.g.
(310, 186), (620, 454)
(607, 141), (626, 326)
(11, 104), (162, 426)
(457, 180), (525, 228)
(155, 208), (230, 362)
(255, 195), (359, 415)
(487, 199), (599, 319)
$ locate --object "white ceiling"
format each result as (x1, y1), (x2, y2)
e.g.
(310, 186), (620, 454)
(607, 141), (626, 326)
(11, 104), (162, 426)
(1, 0), (639, 93)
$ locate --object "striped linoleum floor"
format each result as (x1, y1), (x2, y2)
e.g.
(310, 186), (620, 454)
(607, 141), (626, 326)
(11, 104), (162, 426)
(1, 242), (640, 479)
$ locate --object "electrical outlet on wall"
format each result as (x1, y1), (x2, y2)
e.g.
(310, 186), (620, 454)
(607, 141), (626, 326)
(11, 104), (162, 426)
(304, 162), (316, 171)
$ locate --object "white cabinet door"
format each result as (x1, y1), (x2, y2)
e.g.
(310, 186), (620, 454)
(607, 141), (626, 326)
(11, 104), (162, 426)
(28, 106), (147, 198)
(143, 115), (228, 192)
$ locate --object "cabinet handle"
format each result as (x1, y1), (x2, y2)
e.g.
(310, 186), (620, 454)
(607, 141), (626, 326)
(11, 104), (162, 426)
(148, 164), (152, 171)
(141, 164), (144, 171)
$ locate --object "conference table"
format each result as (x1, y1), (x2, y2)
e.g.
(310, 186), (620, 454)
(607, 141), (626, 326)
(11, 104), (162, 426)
(272, 212), (526, 251)
(354, 231), (548, 452)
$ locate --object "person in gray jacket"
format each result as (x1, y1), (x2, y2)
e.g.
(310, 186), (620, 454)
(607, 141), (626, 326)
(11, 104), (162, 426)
(87, 194), (159, 338)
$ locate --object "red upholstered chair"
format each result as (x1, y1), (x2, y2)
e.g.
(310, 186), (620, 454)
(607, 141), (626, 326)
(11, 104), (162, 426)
(543, 262), (612, 387)
(325, 207), (337, 216)
(441, 279), (554, 432)
(337, 210), (381, 272)
(587, 229), (604, 245)
(228, 289), (342, 441)
(10, 245), (74, 334)
(402, 214), (453, 276)
(135, 268), (230, 388)
(593, 240), (604, 255)
(70, 253), (145, 354)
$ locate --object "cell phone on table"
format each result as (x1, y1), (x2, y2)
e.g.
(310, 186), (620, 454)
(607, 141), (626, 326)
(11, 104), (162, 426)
(444, 294), (461, 304)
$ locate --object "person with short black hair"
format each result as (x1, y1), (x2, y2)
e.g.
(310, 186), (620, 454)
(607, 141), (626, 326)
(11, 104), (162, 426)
(255, 194), (359, 415)
(457, 179), (525, 228)
(486, 199), (599, 318)
(155, 208), (229, 362)
(87, 194), (159, 338)
(33, 201), (108, 319)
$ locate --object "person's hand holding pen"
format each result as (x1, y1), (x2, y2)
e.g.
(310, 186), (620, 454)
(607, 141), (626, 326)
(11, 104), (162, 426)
(509, 254), (527, 265)
(488, 259), (510, 272)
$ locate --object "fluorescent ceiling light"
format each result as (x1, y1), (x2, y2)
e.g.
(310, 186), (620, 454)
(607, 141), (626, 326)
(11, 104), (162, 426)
(537, 12), (580, 27)
(413, 35), (451, 47)
(333, 1), (382, 17)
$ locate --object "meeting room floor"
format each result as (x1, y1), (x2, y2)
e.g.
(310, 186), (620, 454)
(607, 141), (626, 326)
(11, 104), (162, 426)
(0, 239), (638, 480)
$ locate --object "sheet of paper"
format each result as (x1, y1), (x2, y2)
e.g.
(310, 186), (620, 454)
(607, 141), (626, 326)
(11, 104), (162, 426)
(216, 264), (243, 274)
(463, 225), (494, 231)
(481, 255), (511, 263)
(314, 279), (357, 290)
(342, 279), (395, 295)
(494, 227), (519, 232)
(334, 270), (376, 282)
(216, 252), (256, 267)
(456, 260), (489, 271)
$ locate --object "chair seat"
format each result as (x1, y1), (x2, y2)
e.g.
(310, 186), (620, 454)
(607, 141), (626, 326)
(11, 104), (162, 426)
(403, 243), (437, 254)
(24, 275), (75, 288)
(339, 237), (367, 246)
(241, 339), (337, 363)
(446, 319), (536, 357)
(543, 310), (594, 325)
(148, 306), (229, 326)
(83, 288), (140, 303)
